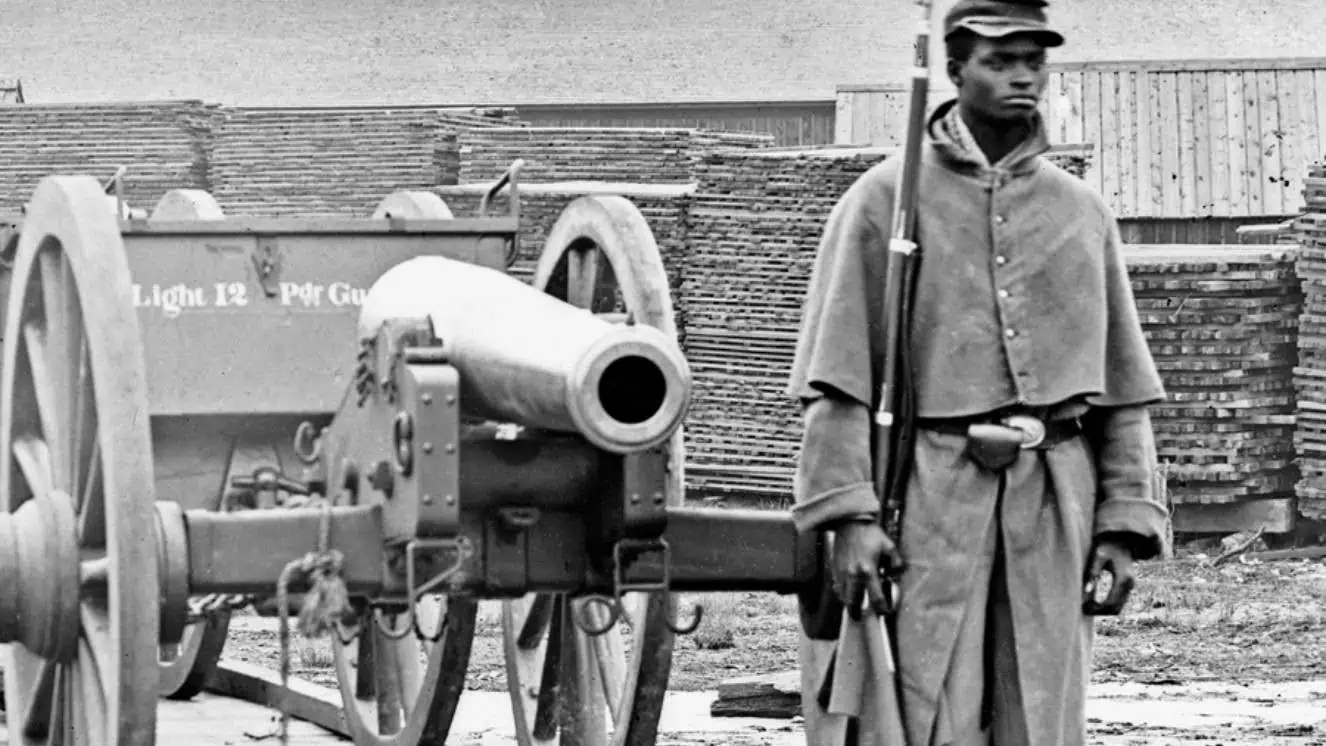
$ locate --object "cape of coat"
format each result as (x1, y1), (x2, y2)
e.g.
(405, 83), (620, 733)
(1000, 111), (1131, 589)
(786, 99), (1170, 746)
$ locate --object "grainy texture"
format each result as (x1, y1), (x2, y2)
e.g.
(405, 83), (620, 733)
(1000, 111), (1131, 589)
(210, 107), (522, 217)
(0, 100), (215, 212)
(458, 127), (774, 185)
(1125, 245), (1301, 508)
(436, 182), (693, 342)
(679, 145), (1092, 500)
(6, 0), (1326, 107)
(1294, 166), (1326, 520)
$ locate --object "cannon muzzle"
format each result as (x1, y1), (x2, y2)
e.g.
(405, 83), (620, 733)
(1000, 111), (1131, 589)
(358, 256), (691, 454)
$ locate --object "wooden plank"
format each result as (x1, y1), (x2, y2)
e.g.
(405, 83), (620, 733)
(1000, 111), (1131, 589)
(1316, 70), (1326, 163)
(1297, 69), (1322, 180)
(1191, 72), (1213, 215)
(1258, 70), (1285, 215)
(1176, 72), (1198, 216)
(1134, 71), (1155, 218)
(1119, 71), (1140, 218)
(1158, 72), (1183, 216)
(1209, 69), (1233, 216)
(1243, 71), (1264, 216)
(1278, 70), (1304, 214)
(1101, 71), (1121, 209)
(834, 92), (854, 145)
(1082, 70), (1104, 199)
(1148, 72), (1167, 218)
(1227, 72), (1250, 216)
(1064, 71), (1085, 144)
(1049, 57), (1326, 73)
(203, 658), (351, 739)
(1172, 497), (1296, 534)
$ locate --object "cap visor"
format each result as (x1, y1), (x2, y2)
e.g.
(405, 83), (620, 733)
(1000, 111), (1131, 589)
(951, 19), (1065, 47)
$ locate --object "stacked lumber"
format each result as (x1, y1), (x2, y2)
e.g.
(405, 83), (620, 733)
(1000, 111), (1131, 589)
(1125, 245), (1300, 524)
(457, 127), (774, 185)
(678, 143), (1098, 500)
(0, 100), (215, 212)
(681, 147), (895, 498)
(436, 182), (693, 341)
(1293, 164), (1326, 520)
(209, 107), (522, 217)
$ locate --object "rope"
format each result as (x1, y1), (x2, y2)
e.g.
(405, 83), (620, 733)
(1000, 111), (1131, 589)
(275, 499), (354, 746)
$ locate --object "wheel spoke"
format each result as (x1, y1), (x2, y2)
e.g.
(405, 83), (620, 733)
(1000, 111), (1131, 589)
(581, 604), (627, 722)
(76, 635), (110, 745)
(566, 247), (601, 310)
(13, 435), (55, 498)
(79, 608), (111, 745)
(373, 631), (404, 734)
(517, 594), (555, 651)
(77, 439), (104, 548)
(20, 658), (58, 740)
(70, 336), (91, 509)
(531, 597), (565, 742)
(23, 323), (69, 492)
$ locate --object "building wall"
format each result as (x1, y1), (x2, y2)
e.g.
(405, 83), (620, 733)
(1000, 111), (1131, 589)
(3, 0), (1322, 106)
(512, 101), (836, 147)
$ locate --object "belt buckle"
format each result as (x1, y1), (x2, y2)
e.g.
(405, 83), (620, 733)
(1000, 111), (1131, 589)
(1001, 414), (1046, 450)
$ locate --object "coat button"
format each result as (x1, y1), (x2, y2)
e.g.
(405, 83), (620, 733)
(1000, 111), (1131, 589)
(998, 289), (1010, 299)
(1005, 328), (1017, 339)
(995, 255), (1008, 266)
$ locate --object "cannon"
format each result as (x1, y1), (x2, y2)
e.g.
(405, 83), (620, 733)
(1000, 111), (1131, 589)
(0, 167), (835, 746)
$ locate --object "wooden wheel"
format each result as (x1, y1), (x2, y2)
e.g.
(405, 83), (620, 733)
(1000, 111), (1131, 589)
(148, 189), (231, 701)
(0, 176), (160, 744)
(501, 195), (682, 746)
(325, 190), (478, 746)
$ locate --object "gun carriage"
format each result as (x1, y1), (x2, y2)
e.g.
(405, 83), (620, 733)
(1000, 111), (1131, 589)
(0, 164), (838, 746)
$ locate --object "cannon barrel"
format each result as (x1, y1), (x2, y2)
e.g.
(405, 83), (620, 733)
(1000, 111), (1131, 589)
(358, 255), (692, 454)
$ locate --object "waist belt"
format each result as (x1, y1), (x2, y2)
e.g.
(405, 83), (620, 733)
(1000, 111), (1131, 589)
(916, 411), (1083, 451)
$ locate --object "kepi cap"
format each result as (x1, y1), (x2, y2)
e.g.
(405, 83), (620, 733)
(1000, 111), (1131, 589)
(943, 0), (1065, 48)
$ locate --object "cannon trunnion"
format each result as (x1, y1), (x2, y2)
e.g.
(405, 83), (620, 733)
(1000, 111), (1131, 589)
(0, 173), (827, 746)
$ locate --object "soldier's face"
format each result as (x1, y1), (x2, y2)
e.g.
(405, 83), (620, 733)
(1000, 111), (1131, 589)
(951, 35), (1049, 122)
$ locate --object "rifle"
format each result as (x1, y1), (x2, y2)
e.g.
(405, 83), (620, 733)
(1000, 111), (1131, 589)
(874, 0), (933, 590)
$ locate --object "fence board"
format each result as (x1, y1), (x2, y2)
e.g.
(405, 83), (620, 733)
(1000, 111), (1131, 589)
(1209, 71), (1232, 215)
(1257, 70), (1283, 215)
(837, 57), (1326, 219)
(1191, 73), (1212, 215)
(1227, 72), (1250, 215)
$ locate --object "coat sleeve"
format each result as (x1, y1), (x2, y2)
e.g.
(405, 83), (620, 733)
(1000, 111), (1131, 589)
(1090, 404), (1169, 561)
(1087, 212), (1166, 409)
(1087, 213), (1170, 561)
(786, 169), (893, 534)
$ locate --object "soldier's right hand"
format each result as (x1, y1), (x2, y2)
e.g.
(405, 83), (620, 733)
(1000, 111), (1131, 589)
(831, 521), (905, 620)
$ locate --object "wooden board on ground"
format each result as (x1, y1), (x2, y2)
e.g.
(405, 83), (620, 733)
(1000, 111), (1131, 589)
(202, 658), (351, 739)
(710, 670), (802, 719)
(0, 684), (344, 746)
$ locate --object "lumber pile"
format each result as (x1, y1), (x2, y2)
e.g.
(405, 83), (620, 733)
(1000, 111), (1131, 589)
(681, 147), (891, 498)
(1294, 165), (1326, 520)
(436, 182), (693, 341)
(457, 127), (775, 185)
(209, 107), (522, 217)
(0, 100), (215, 212)
(1125, 245), (1300, 524)
(677, 143), (1097, 500)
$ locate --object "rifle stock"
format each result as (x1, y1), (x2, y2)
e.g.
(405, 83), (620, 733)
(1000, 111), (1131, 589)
(874, 0), (934, 550)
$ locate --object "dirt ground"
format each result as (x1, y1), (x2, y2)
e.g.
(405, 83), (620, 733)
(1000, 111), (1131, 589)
(211, 554), (1326, 744)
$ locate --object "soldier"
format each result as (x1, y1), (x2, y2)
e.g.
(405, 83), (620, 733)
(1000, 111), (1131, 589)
(787, 1), (1170, 744)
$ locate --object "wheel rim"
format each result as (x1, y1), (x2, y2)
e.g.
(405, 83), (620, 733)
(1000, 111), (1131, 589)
(146, 189), (234, 701)
(324, 191), (476, 746)
(502, 195), (680, 746)
(1, 175), (159, 745)
(331, 596), (477, 746)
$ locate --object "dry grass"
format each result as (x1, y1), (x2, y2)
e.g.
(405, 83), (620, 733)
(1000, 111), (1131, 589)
(228, 558), (1326, 693)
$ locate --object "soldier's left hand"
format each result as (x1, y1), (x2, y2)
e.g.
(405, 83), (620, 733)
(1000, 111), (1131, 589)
(1083, 537), (1136, 616)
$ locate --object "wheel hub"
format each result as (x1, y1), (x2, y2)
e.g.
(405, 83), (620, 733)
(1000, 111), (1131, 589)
(0, 491), (82, 663)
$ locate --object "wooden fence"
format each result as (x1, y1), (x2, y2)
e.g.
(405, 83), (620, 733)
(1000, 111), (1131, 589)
(837, 57), (1326, 220)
